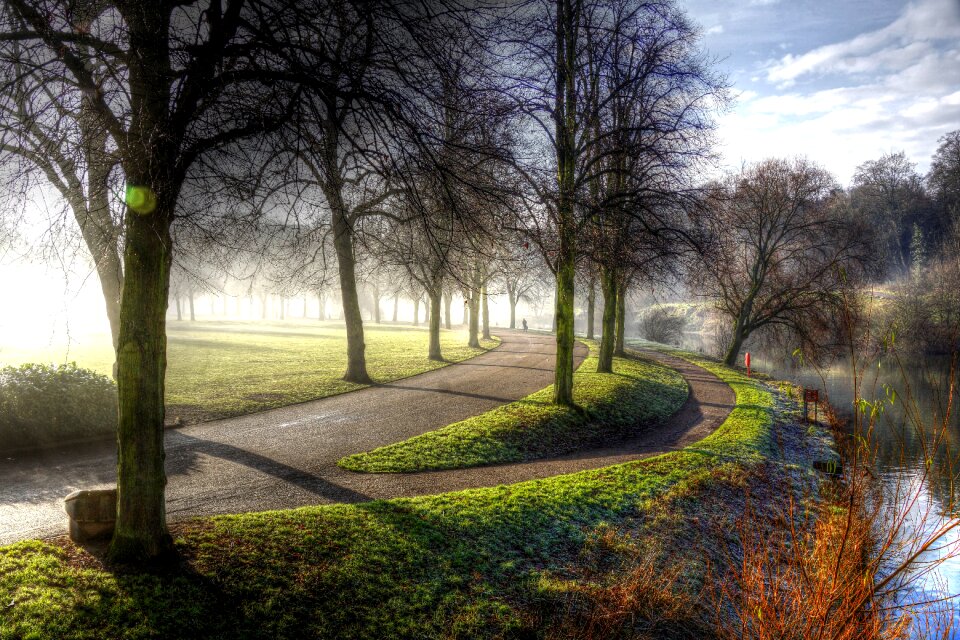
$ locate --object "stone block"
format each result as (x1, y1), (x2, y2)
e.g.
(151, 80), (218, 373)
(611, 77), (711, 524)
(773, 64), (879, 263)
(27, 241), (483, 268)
(64, 488), (117, 542)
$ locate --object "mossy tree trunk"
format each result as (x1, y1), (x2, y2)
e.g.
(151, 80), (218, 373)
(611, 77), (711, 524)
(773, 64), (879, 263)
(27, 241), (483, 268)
(615, 280), (626, 356)
(598, 267), (617, 373)
(111, 189), (177, 562)
(551, 0), (580, 406)
(724, 316), (750, 367)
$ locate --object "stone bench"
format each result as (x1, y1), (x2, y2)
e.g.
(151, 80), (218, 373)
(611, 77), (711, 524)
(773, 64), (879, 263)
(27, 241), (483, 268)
(64, 489), (116, 542)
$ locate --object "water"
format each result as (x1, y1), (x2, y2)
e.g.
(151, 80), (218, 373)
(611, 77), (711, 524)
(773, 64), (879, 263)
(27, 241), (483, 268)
(737, 344), (960, 635)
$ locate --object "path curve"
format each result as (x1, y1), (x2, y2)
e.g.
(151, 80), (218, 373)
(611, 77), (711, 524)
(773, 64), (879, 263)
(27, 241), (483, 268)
(0, 335), (734, 545)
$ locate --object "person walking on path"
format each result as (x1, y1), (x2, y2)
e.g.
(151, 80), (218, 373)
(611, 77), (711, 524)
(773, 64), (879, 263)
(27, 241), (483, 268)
(521, 318), (528, 332)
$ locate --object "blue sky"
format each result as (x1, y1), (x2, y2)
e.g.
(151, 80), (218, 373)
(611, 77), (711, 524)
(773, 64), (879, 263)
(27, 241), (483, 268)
(684, 0), (960, 184)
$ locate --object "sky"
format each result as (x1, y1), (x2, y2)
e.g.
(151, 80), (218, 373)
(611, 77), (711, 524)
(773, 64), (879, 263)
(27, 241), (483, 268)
(685, 0), (960, 185)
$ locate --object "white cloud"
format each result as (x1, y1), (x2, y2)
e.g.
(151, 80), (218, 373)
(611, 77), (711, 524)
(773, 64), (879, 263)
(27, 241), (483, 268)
(713, 0), (960, 183)
(706, 24), (725, 35)
(765, 0), (960, 85)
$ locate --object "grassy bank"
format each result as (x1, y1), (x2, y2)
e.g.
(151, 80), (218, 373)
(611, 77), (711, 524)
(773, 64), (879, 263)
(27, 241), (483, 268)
(0, 351), (807, 639)
(339, 347), (687, 472)
(0, 321), (498, 424)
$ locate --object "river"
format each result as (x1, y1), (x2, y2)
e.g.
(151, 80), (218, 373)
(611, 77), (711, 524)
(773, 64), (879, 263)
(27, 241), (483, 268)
(677, 331), (960, 636)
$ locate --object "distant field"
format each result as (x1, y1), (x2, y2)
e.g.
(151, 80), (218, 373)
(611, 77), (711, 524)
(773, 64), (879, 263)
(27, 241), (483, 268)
(0, 320), (499, 423)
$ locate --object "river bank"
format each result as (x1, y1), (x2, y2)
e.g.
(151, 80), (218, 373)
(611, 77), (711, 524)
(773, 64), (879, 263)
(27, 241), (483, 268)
(1, 349), (866, 638)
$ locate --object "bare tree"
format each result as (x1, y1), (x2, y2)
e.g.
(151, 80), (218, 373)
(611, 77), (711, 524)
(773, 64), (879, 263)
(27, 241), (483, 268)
(498, 0), (725, 400)
(696, 158), (867, 367)
(0, 0), (292, 561)
(851, 152), (933, 277)
(0, 6), (123, 356)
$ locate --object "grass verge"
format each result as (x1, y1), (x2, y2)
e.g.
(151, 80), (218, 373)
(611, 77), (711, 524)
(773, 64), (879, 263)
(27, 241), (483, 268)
(338, 346), (688, 472)
(0, 351), (786, 639)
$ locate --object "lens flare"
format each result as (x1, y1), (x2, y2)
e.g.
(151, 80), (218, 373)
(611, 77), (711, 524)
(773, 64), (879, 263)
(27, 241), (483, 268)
(125, 185), (157, 215)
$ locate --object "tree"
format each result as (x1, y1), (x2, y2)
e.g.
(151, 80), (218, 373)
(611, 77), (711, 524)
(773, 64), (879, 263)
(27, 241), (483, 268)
(502, 244), (546, 329)
(0, 10), (123, 358)
(851, 152), (933, 276)
(640, 305), (686, 344)
(697, 158), (867, 367)
(576, 0), (722, 372)
(500, 0), (724, 397)
(0, 0), (291, 561)
(928, 130), (960, 245)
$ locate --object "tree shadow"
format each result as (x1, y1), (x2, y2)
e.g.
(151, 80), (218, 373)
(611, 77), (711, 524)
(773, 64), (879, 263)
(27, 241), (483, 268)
(165, 432), (370, 504)
(370, 382), (517, 404)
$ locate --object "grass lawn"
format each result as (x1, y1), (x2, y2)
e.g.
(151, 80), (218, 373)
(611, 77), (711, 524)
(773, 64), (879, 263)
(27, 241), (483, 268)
(0, 351), (792, 639)
(339, 345), (688, 472)
(0, 320), (498, 423)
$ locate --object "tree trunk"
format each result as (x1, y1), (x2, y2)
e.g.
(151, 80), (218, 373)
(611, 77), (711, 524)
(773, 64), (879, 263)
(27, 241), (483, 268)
(413, 297), (420, 326)
(373, 286), (381, 324)
(188, 291), (195, 321)
(318, 292), (326, 320)
(109, 194), (175, 562)
(331, 202), (371, 383)
(429, 289), (443, 360)
(615, 281), (626, 356)
(586, 274), (596, 340)
(392, 293), (399, 322)
(598, 267), (617, 373)
(724, 319), (749, 367)
(443, 291), (452, 330)
(279, 295), (285, 320)
(509, 291), (517, 329)
(468, 270), (481, 348)
(481, 283), (491, 340)
(551, 0), (580, 406)
(552, 286), (558, 333)
(424, 295), (430, 325)
(261, 294), (268, 320)
(174, 296), (182, 321)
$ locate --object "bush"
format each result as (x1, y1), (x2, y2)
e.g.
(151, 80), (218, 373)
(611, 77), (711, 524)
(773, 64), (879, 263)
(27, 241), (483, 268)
(639, 307), (687, 345)
(0, 363), (117, 450)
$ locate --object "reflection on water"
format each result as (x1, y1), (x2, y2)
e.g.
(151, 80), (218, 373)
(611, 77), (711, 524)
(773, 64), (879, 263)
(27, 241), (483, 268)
(742, 345), (960, 636)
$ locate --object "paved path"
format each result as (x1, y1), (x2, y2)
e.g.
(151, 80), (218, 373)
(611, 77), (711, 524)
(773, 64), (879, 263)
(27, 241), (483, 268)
(0, 333), (734, 545)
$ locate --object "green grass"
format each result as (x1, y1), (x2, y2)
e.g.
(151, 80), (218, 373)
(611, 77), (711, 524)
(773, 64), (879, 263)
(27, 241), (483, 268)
(0, 320), (498, 423)
(0, 351), (779, 639)
(339, 346), (688, 472)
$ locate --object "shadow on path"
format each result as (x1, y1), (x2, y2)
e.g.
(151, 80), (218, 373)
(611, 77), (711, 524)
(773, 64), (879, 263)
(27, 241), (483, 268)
(167, 432), (370, 503)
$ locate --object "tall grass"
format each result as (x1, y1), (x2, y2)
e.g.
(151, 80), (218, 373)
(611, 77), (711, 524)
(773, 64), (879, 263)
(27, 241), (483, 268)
(712, 288), (960, 639)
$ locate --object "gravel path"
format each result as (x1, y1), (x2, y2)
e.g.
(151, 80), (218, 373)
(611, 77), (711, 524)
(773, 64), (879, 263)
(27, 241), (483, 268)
(0, 333), (733, 545)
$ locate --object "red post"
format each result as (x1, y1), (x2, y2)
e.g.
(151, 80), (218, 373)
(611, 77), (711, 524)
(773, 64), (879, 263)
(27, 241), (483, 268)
(745, 352), (751, 377)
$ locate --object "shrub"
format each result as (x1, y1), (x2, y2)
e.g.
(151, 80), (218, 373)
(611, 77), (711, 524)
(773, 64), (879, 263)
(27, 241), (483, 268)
(0, 363), (117, 450)
(639, 306), (687, 345)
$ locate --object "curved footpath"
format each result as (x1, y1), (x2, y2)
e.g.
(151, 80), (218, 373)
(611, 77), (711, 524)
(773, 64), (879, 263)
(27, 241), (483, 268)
(0, 332), (733, 545)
